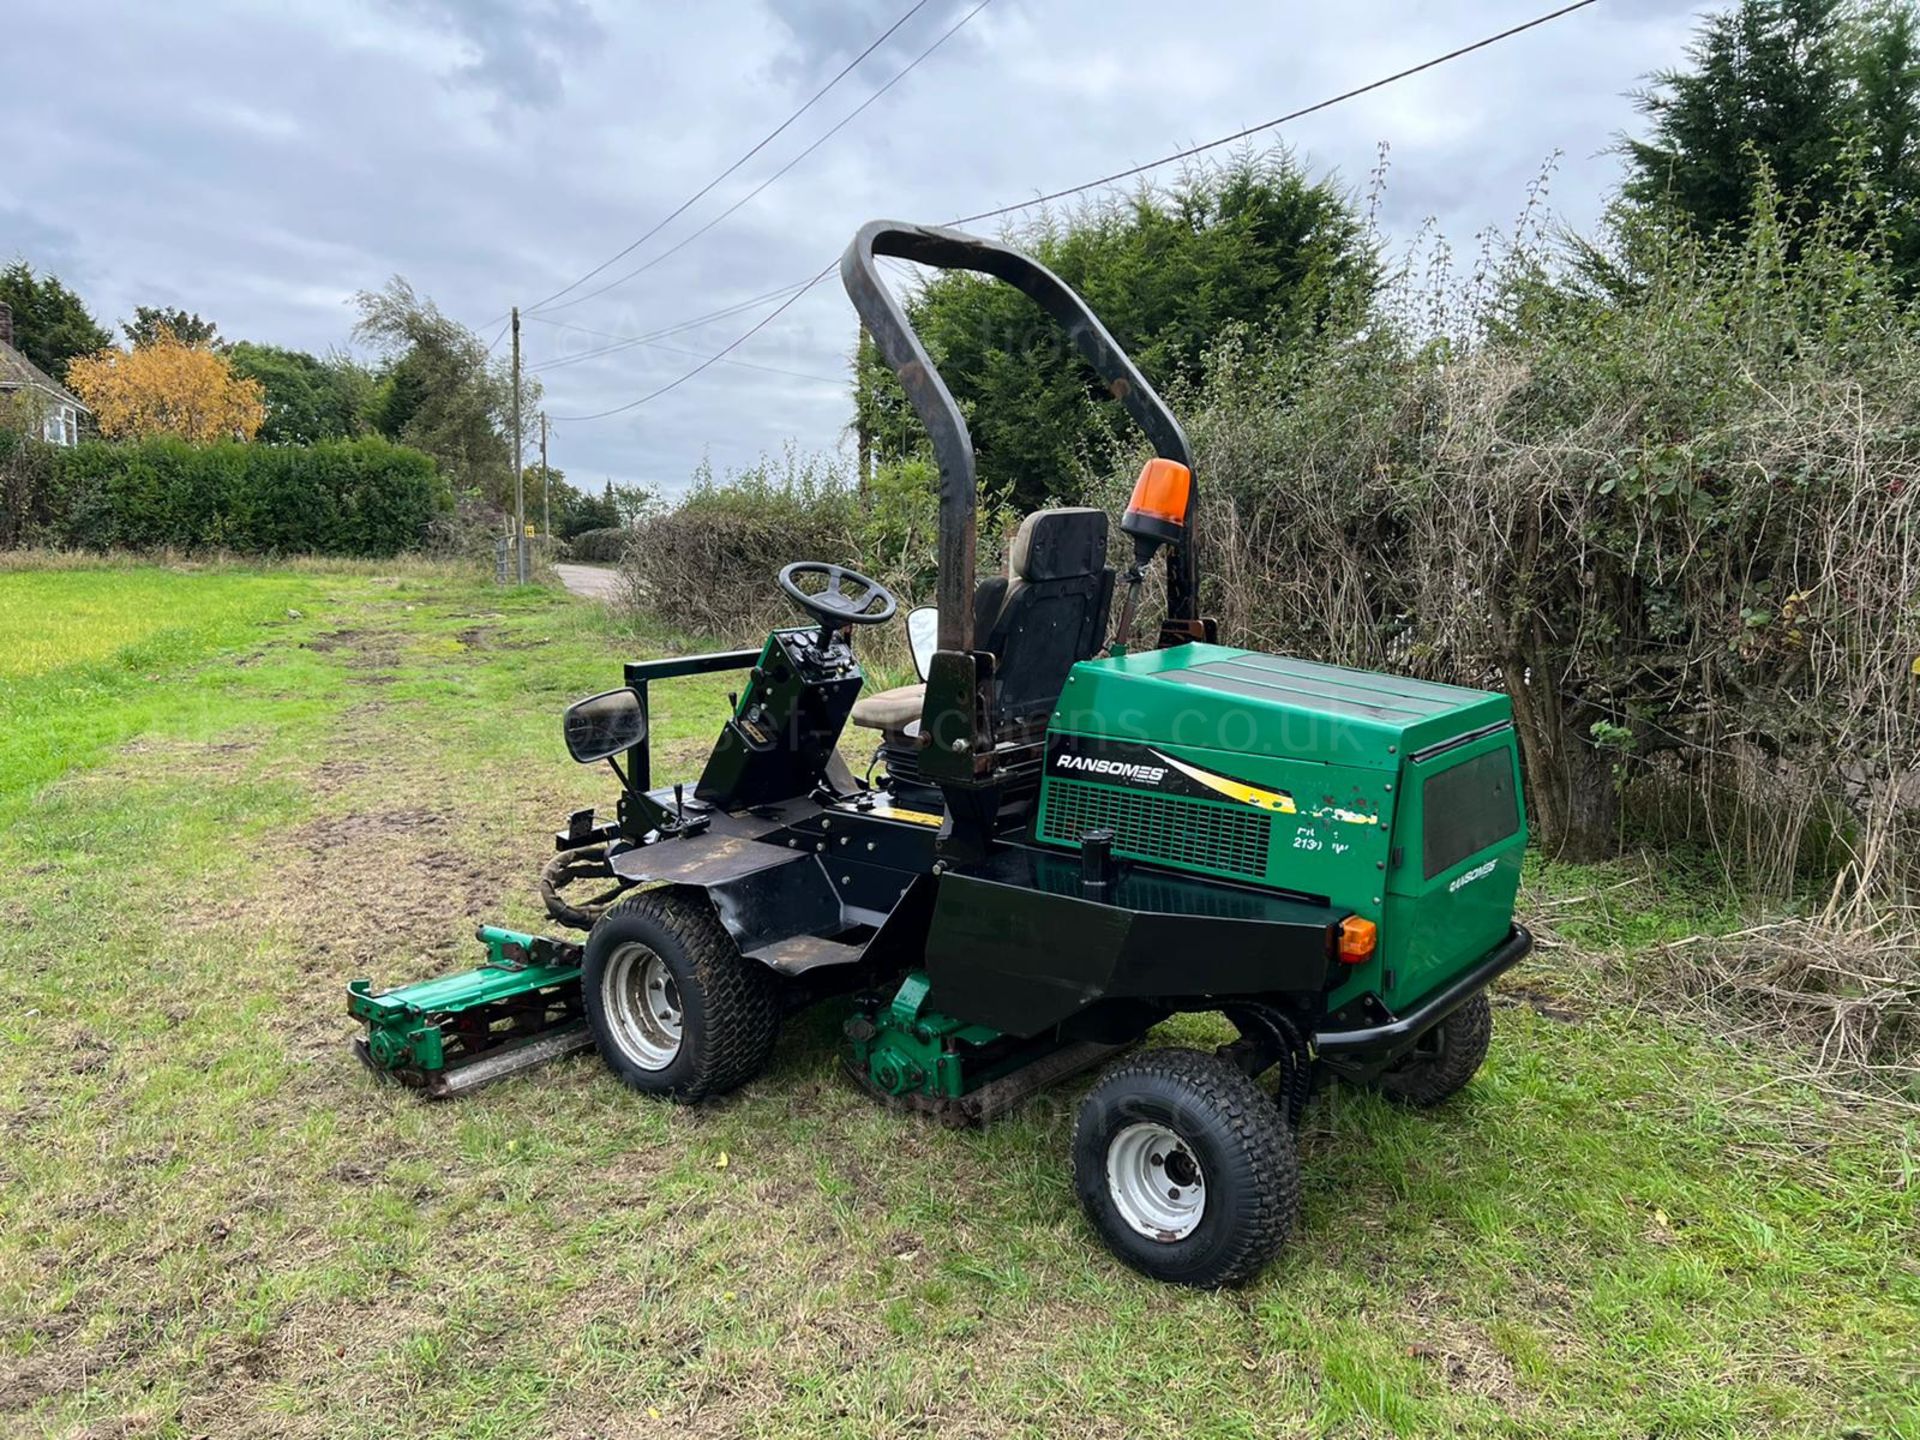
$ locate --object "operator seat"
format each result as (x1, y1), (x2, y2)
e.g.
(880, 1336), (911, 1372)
(850, 506), (1113, 739)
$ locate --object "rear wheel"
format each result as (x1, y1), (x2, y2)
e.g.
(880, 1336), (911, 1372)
(1376, 989), (1492, 1107)
(582, 892), (780, 1100)
(1071, 1048), (1298, 1288)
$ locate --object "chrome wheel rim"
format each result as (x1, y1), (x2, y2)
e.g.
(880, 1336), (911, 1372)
(1106, 1121), (1206, 1241)
(602, 942), (683, 1070)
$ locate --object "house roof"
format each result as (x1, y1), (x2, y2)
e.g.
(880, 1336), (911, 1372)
(0, 340), (90, 413)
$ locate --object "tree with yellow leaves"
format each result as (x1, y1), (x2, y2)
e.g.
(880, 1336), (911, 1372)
(67, 328), (266, 442)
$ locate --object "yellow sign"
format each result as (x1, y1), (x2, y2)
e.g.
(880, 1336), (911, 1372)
(881, 805), (943, 828)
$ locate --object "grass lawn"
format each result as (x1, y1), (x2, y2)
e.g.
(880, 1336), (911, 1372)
(1, 558), (1913, 1439)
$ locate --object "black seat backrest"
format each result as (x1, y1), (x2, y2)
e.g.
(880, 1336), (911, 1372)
(972, 507), (1113, 729)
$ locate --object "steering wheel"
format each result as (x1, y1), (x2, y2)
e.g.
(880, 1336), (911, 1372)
(778, 562), (898, 638)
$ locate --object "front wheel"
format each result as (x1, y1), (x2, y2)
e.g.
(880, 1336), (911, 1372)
(1376, 989), (1492, 1107)
(581, 892), (780, 1101)
(1071, 1048), (1298, 1288)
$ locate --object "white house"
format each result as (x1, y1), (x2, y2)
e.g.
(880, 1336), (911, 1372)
(0, 301), (90, 446)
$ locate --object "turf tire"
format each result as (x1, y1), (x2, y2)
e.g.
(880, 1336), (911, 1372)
(582, 891), (779, 1101)
(1071, 1048), (1298, 1288)
(1376, 988), (1492, 1107)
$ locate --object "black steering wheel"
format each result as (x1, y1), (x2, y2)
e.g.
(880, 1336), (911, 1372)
(778, 562), (898, 640)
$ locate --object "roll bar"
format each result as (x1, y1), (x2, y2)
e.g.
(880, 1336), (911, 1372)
(839, 221), (1197, 655)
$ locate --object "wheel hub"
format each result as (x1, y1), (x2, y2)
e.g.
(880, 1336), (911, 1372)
(602, 942), (683, 1070)
(1106, 1121), (1206, 1241)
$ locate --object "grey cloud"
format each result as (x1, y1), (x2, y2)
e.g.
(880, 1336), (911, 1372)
(0, 207), (92, 284)
(0, 0), (1699, 495)
(761, 0), (982, 83)
(383, 0), (606, 108)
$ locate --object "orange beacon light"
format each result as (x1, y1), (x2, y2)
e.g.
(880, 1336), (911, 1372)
(1121, 457), (1191, 553)
(1108, 457), (1193, 654)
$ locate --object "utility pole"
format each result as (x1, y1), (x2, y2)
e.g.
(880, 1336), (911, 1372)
(540, 412), (550, 546)
(511, 306), (526, 584)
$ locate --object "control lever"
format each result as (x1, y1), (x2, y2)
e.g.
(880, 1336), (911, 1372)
(669, 782), (710, 839)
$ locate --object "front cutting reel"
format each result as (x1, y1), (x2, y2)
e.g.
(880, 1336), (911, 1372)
(348, 926), (593, 1098)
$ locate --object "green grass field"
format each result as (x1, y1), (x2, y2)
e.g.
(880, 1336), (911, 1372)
(1, 558), (1913, 1439)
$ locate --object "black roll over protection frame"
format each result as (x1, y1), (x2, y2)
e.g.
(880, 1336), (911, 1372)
(838, 222), (1199, 796)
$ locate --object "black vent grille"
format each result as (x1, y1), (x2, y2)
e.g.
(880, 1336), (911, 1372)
(1040, 779), (1273, 881)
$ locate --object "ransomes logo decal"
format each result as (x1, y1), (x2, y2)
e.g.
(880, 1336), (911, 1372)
(1047, 737), (1296, 814)
(1054, 753), (1168, 785)
(1449, 858), (1499, 893)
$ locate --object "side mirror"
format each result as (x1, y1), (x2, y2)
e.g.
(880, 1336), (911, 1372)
(907, 606), (938, 682)
(563, 687), (646, 764)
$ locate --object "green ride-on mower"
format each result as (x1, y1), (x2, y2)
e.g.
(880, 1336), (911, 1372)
(349, 221), (1532, 1287)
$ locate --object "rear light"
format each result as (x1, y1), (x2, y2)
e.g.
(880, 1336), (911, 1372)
(1336, 916), (1377, 965)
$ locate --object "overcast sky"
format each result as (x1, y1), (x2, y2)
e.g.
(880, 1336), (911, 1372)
(2, 0), (1697, 495)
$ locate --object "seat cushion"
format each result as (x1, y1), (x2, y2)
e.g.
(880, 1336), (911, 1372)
(850, 682), (926, 732)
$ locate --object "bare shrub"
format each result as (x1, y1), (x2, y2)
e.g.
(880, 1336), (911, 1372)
(617, 450), (1016, 663)
(0, 406), (59, 548)
(423, 494), (506, 560)
(619, 449), (861, 642)
(1174, 197), (1920, 910)
(1652, 913), (1920, 1082)
(1138, 192), (1920, 1090)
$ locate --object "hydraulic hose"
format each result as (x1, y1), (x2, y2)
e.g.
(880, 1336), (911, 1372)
(539, 844), (636, 932)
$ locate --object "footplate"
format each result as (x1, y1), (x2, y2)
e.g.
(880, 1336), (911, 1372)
(348, 926), (593, 1098)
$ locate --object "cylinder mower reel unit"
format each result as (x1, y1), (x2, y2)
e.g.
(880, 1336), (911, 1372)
(347, 218), (1533, 1291)
(347, 927), (591, 1098)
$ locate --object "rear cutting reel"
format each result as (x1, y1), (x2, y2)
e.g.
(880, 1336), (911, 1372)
(842, 970), (1124, 1126)
(348, 926), (594, 1099)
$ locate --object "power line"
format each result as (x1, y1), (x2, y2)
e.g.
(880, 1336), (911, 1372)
(551, 0), (1603, 423)
(950, 0), (1604, 226)
(522, 0), (937, 315)
(526, 294), (805, 370)
(531, 0), (997, 317)
(643, 343), (845, 386)
(529, 328), (844, 386)
(547, 261), (841, 421)
(521, 281), (815, 371)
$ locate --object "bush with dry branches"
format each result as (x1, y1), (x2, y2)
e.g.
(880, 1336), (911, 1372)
(1117, 196), (1920, 1087)
(1163, 200), (1920, 903)
(619, 449), (1014, 659)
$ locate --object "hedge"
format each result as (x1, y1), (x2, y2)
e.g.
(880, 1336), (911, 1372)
(1, 433), (451, 556)
(566, 526), (636, 564)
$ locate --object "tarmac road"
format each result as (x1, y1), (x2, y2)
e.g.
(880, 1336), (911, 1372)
(554, 563), (621, 601)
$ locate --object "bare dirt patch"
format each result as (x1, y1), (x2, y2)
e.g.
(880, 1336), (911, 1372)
(276, 805), (511, 976)
(1402, 1287), (1536, 1414)
(305, 627), (403, 676)
(455, 624), (551, 652)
